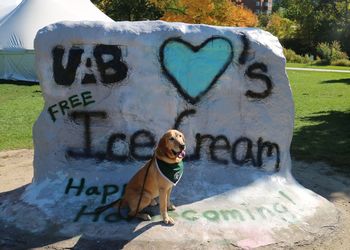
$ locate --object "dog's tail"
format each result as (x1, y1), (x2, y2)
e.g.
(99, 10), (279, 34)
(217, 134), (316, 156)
(95, 198), (122, 214)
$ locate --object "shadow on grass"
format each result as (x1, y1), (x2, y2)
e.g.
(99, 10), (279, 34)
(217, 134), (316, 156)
(292, 110), (350, 172)
(0, 79), (38, 86)
(321, 78), (350, 85)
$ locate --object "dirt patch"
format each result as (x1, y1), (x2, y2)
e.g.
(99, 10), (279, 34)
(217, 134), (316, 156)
(291, 161), (350, 250)
(0, 149), (349, 249)
(0, 149), (33, 192)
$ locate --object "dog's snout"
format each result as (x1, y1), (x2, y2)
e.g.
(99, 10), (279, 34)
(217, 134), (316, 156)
(179, 144), (185, 150)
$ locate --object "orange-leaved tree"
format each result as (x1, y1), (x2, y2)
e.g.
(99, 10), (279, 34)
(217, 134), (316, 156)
(151, 0), (258, 27)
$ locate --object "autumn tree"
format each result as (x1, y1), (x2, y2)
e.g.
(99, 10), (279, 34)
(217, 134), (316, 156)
(92, 0), (257, 27)
(154, 0), (258, 27)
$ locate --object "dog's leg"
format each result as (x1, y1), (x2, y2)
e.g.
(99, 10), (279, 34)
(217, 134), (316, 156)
(128, 192), (152, 221)
(167, 187), (176, 211)
(159, 188), (174, 224)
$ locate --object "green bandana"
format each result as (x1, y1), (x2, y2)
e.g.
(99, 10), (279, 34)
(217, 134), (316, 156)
(156, 158), (184, 185)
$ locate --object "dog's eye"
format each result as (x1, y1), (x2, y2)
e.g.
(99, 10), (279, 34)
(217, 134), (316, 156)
(169, 137), (175, 141)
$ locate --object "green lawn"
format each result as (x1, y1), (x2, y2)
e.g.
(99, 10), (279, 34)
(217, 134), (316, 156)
(0, 70), (349, 169)
(0, 82), (43, 150)
(288, 70), (350, 168)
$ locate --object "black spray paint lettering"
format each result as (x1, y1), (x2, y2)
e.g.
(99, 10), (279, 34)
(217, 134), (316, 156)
(52, 46), (84, 86)
(186, 133), (280, 171)
(106, 129), (156, 161)
(175, 109), (280, 171)
(238, 32), (250, 65)
(235, 33), (274, 100)
(47, 91), (95, 122)
(51, 35), (273, 101)
(66, 110), (280, 171)
(245, 62), (273, 99)
(67, 111), (156, 162)
(81, 57), (97, 84)
(67, 111), (107, 159)
(64, 178), (120, 204)
(52, 44), (128, 86)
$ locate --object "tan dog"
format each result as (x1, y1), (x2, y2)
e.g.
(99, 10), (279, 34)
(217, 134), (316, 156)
(96, 129), (186, 225)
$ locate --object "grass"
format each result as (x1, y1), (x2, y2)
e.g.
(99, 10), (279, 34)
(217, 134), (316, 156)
(288, 70), (350, 168)
(0, 82), (43, 150)
(0, 69), (349, 168)
(286, 62), (350, 71)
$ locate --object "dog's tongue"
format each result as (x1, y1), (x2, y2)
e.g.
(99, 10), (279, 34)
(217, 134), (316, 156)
(178, 150), (186, 158)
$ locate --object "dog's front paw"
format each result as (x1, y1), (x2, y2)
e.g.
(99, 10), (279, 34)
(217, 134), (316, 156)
(163, 216), (175, 225)
(167, 203), (176, 211)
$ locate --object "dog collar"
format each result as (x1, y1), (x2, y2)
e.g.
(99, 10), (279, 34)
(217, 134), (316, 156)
(155, 158), (184, 186)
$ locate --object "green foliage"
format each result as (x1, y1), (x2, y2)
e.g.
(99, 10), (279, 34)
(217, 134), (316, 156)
(316, 41), (348, 64)
(273, 0), (350, 55)
(331, 59), (350, 67)
(92, 0), (163, 21)
(283, 48), (313, 64)
(257, 14), (269, 27)
(265, 13), (298, 40)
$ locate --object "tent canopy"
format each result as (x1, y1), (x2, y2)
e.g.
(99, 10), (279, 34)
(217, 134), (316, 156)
(0, 0), (22, 21)
(0, 0), (113, 81)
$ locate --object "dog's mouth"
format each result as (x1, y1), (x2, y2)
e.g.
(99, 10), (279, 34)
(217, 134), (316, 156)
(172, 149), (186, 159)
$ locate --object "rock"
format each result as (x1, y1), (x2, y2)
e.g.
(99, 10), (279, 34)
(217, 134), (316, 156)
(2, 21), (337, 248)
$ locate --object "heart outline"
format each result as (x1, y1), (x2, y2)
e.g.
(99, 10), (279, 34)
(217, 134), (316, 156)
(159, 36), (233, 104)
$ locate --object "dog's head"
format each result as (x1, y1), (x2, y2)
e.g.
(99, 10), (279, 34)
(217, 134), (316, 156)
(156, 129), (186, 163)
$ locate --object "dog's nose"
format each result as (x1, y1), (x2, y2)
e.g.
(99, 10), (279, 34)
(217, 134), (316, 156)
(179, 144), (185, 150)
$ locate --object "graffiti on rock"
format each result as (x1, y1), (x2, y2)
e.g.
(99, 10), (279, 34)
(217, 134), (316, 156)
(65, 110), (280, 171)
(64, 178), (297, 224)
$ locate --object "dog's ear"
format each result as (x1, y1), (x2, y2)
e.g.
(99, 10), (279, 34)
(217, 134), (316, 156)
(158, 135), (167, 153)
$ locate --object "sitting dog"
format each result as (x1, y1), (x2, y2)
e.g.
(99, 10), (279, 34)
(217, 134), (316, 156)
(96, 129), (186, 225)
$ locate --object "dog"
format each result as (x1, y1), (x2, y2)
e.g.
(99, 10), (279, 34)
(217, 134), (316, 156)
(96, 129), (186, 225)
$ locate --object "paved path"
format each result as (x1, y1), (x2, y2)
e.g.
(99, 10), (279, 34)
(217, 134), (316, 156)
(286, 67), (350, 73)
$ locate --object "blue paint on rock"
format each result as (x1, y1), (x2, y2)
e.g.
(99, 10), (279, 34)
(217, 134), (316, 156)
(163, 38), (232, 99)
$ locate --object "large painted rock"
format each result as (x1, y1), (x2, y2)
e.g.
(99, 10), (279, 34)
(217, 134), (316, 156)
(6, 21), (337, 248)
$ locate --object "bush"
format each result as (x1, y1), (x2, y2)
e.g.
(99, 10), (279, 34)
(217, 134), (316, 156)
(330, 59), (350, 67)
(283, 48), (313, 64)
(316, 41), (348, 64)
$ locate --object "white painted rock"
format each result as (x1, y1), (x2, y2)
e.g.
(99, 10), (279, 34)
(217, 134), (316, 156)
(4, 21), (338, 248)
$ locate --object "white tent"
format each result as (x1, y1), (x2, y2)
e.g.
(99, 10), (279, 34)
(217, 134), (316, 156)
(0, 0), (22, 20)
(0, 0), (113, 82)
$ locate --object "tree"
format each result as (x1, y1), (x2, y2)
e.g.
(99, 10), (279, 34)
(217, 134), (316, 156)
(273, 0), (349, 54)
(265, 13), (298, 40)
(93, 0), (257, 27)
(92, 0), (163, 21)
(156, 0), (258, 27)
